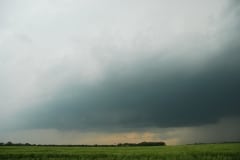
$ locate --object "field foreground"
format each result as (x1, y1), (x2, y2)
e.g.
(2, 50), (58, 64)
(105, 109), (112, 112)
(0, 143), (240, 160)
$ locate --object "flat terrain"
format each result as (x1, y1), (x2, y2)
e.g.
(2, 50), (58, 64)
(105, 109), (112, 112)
(0, 143), (240, 160)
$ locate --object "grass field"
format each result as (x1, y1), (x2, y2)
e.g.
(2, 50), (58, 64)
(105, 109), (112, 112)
(0, 143), (240, 160)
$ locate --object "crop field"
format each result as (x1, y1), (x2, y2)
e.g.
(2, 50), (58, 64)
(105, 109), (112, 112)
(0, 143), (240, 160)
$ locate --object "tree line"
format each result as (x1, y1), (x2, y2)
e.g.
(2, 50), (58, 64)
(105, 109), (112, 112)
(0, 141), (166, 147)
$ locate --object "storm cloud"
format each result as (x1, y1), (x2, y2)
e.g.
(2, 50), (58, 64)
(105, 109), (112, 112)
(1, 0), (240, 144)
(23, 36), (240, 131)
(18, 1), (240, 131)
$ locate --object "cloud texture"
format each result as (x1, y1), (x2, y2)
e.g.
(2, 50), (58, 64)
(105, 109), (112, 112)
(0, 0), (240, 144)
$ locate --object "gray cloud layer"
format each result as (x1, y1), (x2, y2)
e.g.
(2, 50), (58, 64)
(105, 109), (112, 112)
(23, 39), (240, 131)
(0, 0), (240, 134)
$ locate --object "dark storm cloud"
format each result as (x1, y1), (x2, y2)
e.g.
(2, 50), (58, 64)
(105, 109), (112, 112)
(22, 27), (240, 131)
(4, 0), (240, 132)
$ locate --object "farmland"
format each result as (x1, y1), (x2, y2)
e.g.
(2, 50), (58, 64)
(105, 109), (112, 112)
(0, 143), (240, 160)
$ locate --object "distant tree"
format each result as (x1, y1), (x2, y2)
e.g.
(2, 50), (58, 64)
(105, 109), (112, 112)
(117, 142), (166, 147)
(138, 142), (166, 146)
(6, 141), (13, 146)
(25, 143), (31, 146)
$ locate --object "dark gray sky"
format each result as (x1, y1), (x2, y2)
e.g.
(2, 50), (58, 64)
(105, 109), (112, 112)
(0, 0), (240, 145)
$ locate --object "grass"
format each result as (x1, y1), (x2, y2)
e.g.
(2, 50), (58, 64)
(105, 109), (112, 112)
(0, 143), (240, 159)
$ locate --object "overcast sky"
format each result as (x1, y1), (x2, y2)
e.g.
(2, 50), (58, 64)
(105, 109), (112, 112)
(0, 0), (240, 145)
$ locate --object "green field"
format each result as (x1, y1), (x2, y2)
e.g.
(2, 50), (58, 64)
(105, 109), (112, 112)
(0, 143), (240, 160)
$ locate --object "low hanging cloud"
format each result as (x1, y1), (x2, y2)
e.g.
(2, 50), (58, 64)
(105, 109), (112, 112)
(0, 0), (240, 143)
(18, 1), (240, 132)
(22, 40), (240, 131)
(1, 117), (239, 145)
